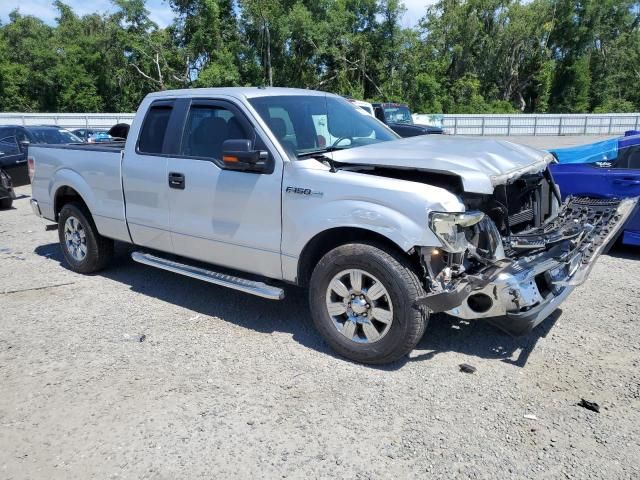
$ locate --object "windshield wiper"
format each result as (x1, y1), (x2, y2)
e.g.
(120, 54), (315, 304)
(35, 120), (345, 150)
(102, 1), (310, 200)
(296, 146), (346, 159)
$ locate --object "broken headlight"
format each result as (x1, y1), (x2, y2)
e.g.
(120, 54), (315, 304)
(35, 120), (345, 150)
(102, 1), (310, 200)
(428, 211), (485, 253)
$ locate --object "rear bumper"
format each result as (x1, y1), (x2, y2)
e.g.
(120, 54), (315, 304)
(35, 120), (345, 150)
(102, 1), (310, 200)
(420, 196), (638, 335)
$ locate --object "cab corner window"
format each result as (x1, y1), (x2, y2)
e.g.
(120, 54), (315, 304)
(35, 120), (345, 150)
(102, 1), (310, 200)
(138, 105), (173, 154)
(180, 105), (250, 161)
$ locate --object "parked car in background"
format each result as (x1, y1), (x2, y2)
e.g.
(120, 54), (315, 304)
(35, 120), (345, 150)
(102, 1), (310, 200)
(346, 98), (375, 116)
(371, 102), (444, 137)
(0, 125), (82, 189)
(71, 128), (113, 143)
(0, 168), (15, 209)
(549, 131), (640, 246)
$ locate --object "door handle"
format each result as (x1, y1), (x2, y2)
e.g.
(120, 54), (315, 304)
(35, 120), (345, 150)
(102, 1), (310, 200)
(613, 178), (640, 186)
(168, 172), (185, 189)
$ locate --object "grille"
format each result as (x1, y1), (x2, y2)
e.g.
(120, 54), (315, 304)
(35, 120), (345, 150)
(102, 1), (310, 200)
(504, 171), (554, 233)
(508, 208), (534, 226)
(571, 197), (620, 207)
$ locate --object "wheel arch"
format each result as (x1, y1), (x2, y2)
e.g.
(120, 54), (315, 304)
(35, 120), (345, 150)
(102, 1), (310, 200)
(50, 168), (99, 221)
(296, 226), (422, 287)
(53, 185), (89, 221)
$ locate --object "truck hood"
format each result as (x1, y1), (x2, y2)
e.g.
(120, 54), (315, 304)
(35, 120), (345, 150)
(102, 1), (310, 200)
(330, 135), (553, 194)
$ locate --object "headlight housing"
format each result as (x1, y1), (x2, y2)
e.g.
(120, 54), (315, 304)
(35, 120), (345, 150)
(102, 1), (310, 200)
(428, 211), (485, 252)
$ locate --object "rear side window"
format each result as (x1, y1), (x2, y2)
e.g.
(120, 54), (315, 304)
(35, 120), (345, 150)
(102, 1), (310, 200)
(138, 105), (173, 154)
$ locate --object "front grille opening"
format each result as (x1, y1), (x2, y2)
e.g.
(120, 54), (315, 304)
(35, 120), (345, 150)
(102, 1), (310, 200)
(535, 273), (553, 299)
(467, 293), (493, 313)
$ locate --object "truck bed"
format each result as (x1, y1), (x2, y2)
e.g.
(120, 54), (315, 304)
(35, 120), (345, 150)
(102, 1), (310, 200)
(29, 142), (130, 243)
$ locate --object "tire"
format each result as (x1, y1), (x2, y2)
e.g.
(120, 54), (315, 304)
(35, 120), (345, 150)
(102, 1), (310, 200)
(0, 197), (12, 210)
(309, 242), (428, 364)
(58, 202), (114, 273)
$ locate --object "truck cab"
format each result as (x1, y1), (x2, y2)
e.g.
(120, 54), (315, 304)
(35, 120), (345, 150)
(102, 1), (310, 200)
(372, 103), (444, 137)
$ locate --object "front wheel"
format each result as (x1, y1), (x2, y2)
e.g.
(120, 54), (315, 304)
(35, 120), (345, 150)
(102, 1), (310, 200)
(309, 242), (428, 364)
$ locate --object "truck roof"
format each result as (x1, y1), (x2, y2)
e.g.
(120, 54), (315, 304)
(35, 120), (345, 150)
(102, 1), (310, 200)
(371, 102), (409, 108)
(147, 86), (333, 101)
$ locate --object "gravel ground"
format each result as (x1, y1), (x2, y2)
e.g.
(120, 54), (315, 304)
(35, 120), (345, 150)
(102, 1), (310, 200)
(1, 135), (639, 479)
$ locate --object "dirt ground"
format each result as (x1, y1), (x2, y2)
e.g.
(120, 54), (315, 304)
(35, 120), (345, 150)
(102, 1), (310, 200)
(1, 135), (639, 479)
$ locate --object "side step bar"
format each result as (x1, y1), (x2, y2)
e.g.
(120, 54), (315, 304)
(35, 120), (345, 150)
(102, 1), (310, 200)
(131, 251), (285, 300)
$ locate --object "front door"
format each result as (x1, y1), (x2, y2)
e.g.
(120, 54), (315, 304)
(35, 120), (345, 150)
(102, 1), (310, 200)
(0, 128), (29, 187)
(166, 99), (284, 279)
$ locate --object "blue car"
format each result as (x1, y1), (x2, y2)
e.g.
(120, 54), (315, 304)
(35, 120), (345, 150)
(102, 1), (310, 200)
(549, 131), (640, 246)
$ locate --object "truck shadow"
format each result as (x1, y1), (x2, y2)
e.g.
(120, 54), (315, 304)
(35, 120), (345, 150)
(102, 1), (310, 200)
(410, 311), (559, 368)
(608, 242), (640, 261)
(35, 241), (558, 370)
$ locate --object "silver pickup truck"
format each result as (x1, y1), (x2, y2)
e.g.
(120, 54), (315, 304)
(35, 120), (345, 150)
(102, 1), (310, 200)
(30, 87), (637, 364)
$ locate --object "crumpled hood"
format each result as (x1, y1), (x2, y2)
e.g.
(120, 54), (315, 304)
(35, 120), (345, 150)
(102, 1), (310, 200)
(330, 135), (553, 194)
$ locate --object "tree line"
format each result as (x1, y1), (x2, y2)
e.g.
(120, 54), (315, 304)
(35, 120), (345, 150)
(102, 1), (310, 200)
(0, 0), (638, 114)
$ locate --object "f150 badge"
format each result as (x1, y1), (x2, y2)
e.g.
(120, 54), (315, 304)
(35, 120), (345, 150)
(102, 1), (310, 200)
(285, 186), (323, 197)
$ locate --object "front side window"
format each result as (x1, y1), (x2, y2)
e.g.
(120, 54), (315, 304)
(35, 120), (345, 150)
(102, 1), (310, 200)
(0, 135), (19, 151)
(616, 143), (640, 170)
(249, 95), (397, 157)
(138, 105), (173, 154)
(180, 105), (250, 160)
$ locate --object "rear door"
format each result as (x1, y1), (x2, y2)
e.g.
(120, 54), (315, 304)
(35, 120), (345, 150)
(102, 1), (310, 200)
(121, 100), (175, 251)
(551, 143), (640, 243)
(165, 98), (284, 279)
(0, 127), (29, 187)
(611, 143), (640, 241)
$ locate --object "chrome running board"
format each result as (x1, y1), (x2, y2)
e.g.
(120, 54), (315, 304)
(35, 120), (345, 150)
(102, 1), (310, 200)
(131, 251), (285, 300)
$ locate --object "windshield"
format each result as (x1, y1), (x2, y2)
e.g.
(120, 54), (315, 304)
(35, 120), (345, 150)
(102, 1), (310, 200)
(28, 128), (82, 144)
(383, 106), (413, 125)
(248, 95), (398, 157)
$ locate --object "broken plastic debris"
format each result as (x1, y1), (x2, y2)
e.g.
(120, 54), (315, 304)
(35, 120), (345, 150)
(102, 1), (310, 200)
(577, 399), (600, 413)
(459, 363), (477, 374)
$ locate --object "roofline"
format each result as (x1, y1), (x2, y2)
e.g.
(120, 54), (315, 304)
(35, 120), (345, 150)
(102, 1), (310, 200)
(146, 86), (339, 100)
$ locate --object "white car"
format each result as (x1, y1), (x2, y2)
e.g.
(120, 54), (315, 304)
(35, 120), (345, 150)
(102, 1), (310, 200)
(346, 98), (375, 117)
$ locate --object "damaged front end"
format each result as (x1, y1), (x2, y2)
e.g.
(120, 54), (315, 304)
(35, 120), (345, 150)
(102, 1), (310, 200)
(417, 172), (638, 336)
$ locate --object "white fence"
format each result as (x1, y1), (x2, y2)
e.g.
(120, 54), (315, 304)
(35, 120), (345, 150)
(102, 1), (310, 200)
(0, 113), (135, 130)
(1, 111), (640, 136)
(413, 113), (640, 136)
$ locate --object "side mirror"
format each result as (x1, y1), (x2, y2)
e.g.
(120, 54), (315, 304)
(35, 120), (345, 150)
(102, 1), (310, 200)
(19, 140), (30, 153)
(221, 139), (267, 172)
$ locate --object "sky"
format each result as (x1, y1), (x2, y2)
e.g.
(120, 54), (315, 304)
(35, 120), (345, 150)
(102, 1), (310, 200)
(0, 0), (435, 29)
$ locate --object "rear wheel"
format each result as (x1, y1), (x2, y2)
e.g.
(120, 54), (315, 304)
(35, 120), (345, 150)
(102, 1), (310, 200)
(58, 202), (113, 273)
(309, 242), (428, 364)
(0, 197), (12, 210)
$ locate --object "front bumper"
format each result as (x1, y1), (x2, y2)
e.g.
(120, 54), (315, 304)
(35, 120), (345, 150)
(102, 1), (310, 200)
(419, 196), (639, 335)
